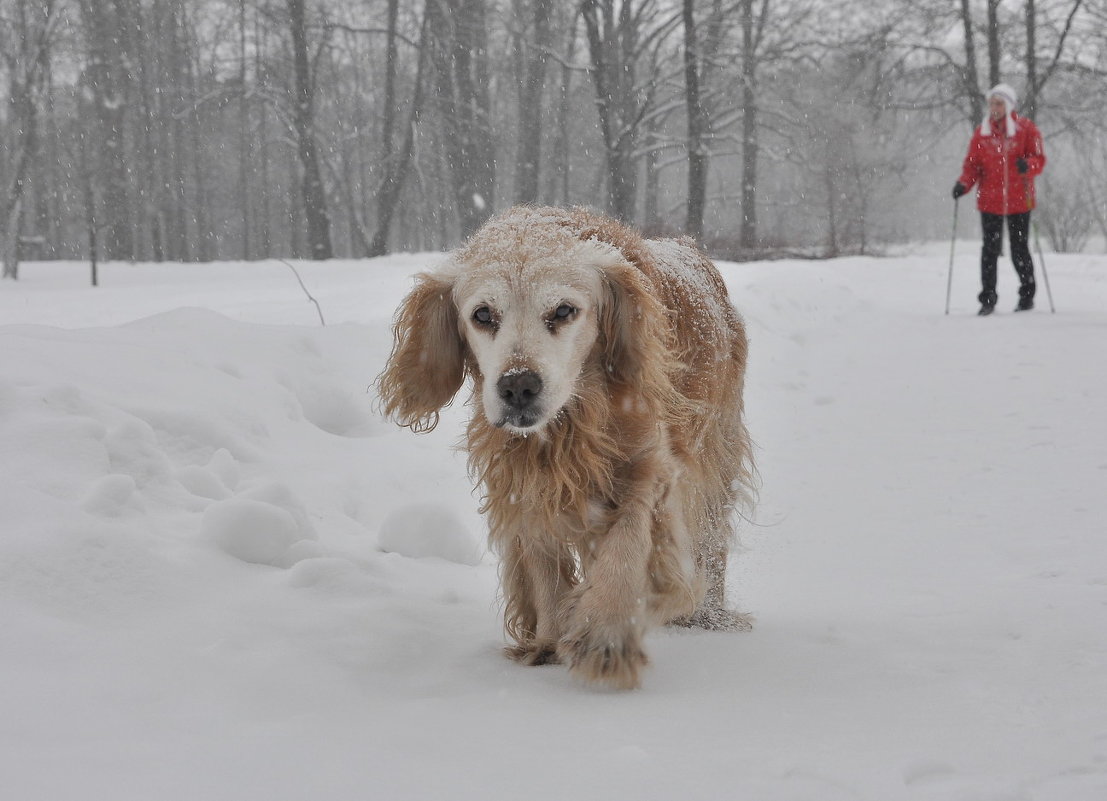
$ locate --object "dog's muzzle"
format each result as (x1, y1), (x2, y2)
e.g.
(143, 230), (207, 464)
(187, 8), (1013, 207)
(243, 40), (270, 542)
(495, 369), (543, 429)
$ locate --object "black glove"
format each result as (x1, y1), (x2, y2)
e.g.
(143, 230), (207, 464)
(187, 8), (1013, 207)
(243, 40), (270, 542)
(952, 182), (968, 199)
(1016, 158), (1029, 174)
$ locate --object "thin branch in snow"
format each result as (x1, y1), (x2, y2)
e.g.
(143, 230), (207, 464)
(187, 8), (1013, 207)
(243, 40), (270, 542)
(277, 259), (326, 326)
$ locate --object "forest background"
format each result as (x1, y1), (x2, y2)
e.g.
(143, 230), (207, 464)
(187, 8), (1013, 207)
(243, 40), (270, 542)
(2, 0), (1105, 279)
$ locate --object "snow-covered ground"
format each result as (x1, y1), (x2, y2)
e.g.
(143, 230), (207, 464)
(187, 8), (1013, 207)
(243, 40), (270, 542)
(2, 242), (1105, 800)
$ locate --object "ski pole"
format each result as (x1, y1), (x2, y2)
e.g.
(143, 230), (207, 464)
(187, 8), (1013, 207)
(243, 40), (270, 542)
(1030, 217), (1056, 313)
(945, 198), (959, 315)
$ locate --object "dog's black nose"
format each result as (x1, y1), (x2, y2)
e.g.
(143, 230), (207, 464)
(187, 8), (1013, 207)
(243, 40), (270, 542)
(497, 370), (543, 410)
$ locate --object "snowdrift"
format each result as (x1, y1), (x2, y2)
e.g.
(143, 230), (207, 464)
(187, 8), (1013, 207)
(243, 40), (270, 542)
(2, 249), (1105, 800)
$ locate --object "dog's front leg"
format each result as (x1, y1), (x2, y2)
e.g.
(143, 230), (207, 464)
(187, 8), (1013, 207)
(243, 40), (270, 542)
(500, 529), (576, 666)
(558, 469), (662, 689)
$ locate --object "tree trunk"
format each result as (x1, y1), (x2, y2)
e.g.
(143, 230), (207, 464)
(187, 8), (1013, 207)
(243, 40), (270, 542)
(77, 0), (133, 261)
(288, 148), (304, 258)
(958, 0), (983, 124)
(1024, 0), (1037, 121)
(427, 0), (496, 238)
(2, 198), (22, 281)
(514, 0), (553, 204)
(79, 122), (99, 286)
(580, 0), (643, 224)
(546, 9), (580, 205)
(824, 160), (839, 258)
(41, 59), (61, 258)
(2, 0), (61, 279)
(683, 0), (707, 239)
(255, 5), (272, 258)
(134, 0), (159, 262)
(739, 0), (758, 249)
(986, 0), (1001, 87)
(168, 2), (190, 262)
(239, 0), (251, 259)
(643, 115), (661, 231)
(368, 0), (402, 256)
(185, 49), (214, 263)
(152, 0), (189, 263)
(370, 2), (430, 257)
(287, 0), (334, 259)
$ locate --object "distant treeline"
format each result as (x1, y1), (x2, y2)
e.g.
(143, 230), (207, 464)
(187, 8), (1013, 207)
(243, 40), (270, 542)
(2, 0), (1105, 277)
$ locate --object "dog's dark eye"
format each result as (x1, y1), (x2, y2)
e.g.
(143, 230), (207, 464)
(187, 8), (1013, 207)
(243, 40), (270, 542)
(546, 303), (577, 332)
(473, 306), (494, 326)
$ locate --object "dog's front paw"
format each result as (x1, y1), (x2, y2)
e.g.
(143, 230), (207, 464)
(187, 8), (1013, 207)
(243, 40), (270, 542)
(558, 623), (648, 689)
(505, 640), (560, 666)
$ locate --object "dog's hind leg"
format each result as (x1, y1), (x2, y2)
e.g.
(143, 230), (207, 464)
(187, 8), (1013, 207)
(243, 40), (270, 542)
(673, 496), (753, 632)
(687, 541), (753, 631)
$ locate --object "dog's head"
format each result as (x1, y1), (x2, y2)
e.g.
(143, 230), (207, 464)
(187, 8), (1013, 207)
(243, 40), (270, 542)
(376, 208), (672, 435)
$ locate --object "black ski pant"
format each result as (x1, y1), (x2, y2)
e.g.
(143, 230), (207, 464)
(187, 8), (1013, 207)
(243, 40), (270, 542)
(979, 211), (1036, 306)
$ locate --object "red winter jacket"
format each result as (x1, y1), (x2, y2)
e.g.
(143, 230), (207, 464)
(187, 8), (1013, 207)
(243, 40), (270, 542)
(957, 112), (1046, 215)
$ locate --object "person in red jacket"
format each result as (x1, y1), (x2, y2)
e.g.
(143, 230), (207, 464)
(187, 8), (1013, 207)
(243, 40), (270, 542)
(952, 83), (1046, 315)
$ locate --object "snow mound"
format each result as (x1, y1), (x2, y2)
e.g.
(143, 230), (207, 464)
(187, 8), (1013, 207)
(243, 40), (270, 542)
(202, 497), (311, 567)
(378, 503), (483, 565)
(81, 473), (138, 516)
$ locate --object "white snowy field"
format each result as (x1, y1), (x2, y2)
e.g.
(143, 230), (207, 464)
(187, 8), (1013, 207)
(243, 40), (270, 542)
(1, 241), (1105, 801)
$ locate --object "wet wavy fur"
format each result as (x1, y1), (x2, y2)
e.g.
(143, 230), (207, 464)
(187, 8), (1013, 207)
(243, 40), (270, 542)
(376, 206), (754, 689)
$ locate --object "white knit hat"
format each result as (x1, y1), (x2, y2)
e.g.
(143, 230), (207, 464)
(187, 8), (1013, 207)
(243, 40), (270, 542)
(982, 83), (1017, 137)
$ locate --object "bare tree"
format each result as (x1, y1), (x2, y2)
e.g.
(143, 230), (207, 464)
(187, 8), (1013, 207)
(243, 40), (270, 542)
(958, 0), (984, 124)
(369, 0), (430, 256)
(545, 5), (582, 207)
(1, 0), (63, 279)
(77, 0), (134, 261)
(287, 0), (334, 259)
(238, 0), (252, 259)
(986, 0), (1001, 87)
(253, 3), (274, 258)
(427, 0), (496, 238)
(682, 0), (707, 238)
(513, 0), (554, 204)
(182, 8), (215, 263)
(730, 0), (815, 249)
(1023, 0), (1086, 121)
(580, 0), (679, 223)
(737, 0), (762, 248)
(140, 0), (192, 263)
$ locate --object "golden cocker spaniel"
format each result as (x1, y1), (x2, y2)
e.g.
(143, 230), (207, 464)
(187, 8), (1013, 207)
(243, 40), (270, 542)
(377, 206), (753, 689)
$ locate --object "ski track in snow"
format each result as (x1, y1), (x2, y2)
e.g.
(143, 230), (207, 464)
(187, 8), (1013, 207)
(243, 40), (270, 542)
(1, 249), (1106, 800)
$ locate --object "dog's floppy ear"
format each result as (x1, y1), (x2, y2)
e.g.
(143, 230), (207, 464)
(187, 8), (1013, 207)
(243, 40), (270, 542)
(376, 270), (465, 432)
(598, 259), (677, 395)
